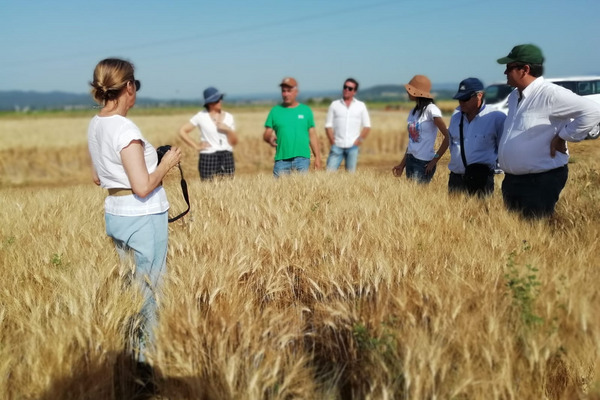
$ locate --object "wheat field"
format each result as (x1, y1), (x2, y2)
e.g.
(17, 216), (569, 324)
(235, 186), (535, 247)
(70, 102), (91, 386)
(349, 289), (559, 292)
(1, 106), (600, 399)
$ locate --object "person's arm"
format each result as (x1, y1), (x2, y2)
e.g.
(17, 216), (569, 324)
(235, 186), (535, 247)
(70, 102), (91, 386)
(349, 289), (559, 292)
(308, 127), (321, 169)
(393, 152), (407, 177)
(354, 106), (372, 146)
(178, 122), (206, 151)
(263, 127), (277, 147)
(216, 122), (238, 146)
(325, 127), (335, 145)
(353, 127), (371, 146)
(554, 87), (600, 142)
(91, 167), (100, 186)
(425, 117), (450, 173)
(325, 104), (335, 145)
(88, 152), (101, 185)
(121, 140), (182, 198)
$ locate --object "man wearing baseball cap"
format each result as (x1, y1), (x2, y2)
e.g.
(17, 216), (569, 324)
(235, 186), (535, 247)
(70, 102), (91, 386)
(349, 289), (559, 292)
(447, 77), (506, 196)
(263, 77), (322, 177)
(497, 44), (600, 218)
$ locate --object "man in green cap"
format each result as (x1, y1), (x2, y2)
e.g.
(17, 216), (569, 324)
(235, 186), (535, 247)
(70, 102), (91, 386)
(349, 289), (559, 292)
(496, 44), (600, 218)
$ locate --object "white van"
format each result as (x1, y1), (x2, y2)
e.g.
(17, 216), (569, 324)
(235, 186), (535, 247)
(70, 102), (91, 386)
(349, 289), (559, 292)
(484, 76), (600, 139)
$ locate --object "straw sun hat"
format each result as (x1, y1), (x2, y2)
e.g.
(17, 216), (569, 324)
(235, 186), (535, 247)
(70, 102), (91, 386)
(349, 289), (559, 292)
(404, 75), (434, 99)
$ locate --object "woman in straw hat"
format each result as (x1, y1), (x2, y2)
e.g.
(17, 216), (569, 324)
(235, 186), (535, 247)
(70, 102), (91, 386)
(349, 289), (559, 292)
(393, 75), (449, 183)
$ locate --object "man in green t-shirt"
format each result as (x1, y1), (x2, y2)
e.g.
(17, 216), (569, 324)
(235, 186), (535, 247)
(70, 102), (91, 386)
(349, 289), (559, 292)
(263, 77), (322, 177)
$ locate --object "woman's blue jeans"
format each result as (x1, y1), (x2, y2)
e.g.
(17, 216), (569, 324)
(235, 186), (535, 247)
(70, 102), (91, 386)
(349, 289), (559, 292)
(105, 211), (168, 362)
(406, 153), (436, 183)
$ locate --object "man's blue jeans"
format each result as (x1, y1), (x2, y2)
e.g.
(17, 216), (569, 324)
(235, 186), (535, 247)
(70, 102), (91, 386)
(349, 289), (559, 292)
(273, 157), (310, 177)
(326, 145), (359, 172)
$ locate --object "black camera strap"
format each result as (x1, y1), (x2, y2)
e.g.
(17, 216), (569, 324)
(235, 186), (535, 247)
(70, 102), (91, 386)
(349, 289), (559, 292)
(459, 113), (468, 170)
(168, 163), (190, 223)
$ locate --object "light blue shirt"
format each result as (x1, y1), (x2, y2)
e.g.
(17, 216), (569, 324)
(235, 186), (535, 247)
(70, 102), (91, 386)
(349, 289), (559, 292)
(447, 104), (506, 174)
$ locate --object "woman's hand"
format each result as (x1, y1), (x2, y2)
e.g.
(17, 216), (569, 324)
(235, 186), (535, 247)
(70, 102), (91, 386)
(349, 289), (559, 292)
(160, 146), (182, 170)
(216, 121), (230, 134)
(425, 158), (438, 174)
(195, 142), (210, 152)
(392, 163), (405, 177)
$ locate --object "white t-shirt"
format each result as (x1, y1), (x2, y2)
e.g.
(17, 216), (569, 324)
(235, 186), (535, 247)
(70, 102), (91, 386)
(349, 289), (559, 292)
(87, 115), (169, 216)
(189, 110), (235, 154)
(406, 103), (442, 161)
(325, 98), (371, 148)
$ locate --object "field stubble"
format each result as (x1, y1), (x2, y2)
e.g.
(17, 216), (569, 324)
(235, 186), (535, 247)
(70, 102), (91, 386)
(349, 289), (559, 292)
(1, 108), (600, 399)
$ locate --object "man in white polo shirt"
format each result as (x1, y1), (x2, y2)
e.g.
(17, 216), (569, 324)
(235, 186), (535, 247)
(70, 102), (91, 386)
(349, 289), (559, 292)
(497, 44), (600, 218)
(325, 78), (371, 172)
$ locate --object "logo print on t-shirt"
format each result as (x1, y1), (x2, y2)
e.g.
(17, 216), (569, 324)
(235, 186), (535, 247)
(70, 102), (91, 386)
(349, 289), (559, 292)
(408, 121), (421, 143)
(298, 115), (304, 119)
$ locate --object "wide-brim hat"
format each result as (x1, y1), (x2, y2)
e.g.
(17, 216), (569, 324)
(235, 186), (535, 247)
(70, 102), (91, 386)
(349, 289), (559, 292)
(404, 75), (433, 99)
(203, 86), (224, 105)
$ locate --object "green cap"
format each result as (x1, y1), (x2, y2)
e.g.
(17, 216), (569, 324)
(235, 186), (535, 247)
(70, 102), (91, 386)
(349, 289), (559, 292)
(497, 44), (544, 65)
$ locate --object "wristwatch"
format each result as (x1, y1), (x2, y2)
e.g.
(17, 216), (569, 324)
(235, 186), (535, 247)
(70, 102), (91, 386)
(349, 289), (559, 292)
(433, 153), (440, 159)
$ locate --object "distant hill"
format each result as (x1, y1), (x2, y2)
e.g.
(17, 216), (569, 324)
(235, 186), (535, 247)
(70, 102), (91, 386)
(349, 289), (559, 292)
(358, 84), (456, 102)
(0, 91), (202, 112)
(0, 84), (458, 111)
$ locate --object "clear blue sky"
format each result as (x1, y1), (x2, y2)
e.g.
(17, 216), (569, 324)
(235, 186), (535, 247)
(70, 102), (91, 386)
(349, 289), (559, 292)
(1, 0), (599, 100)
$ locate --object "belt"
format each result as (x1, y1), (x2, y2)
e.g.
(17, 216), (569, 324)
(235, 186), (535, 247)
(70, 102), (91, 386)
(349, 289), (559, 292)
(107, 188), (134, 196)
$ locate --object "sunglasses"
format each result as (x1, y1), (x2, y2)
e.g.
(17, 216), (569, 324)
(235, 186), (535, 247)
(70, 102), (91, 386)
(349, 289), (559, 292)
(343, 85), (356, 92)
(131, 79), (141, 92)
(505, 64), (524, 73)
(458, 92), (478, 102)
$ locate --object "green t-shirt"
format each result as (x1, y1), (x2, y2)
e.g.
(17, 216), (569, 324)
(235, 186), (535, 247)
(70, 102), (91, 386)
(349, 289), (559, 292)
(264, 103), (314, 161)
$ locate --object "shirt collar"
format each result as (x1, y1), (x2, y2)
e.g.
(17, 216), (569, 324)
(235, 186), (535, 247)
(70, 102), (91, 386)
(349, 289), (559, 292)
(521, 76), (545, 100)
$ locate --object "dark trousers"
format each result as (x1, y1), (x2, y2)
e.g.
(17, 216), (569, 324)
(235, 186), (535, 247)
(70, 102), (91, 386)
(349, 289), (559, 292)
(198, 151), (235, 181)
(448, 172), (494, 196)
(501, 165), (568, 218)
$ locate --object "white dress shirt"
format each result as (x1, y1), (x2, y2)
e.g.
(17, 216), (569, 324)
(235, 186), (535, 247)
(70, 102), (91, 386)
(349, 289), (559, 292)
(447, 104), (506, 174)
(325, 98), (371, 148)
(499, 77), (600, 174)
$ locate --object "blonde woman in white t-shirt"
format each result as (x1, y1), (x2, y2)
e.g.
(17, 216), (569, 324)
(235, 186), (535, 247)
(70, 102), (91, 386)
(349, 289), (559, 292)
(393, 75), (449, 183)
(179, 87), (238, 181)
(87, 58), (181, 378)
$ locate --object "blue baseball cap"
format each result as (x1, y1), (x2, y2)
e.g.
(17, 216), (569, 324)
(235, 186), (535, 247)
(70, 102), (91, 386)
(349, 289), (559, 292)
(453, 78), (484, 101)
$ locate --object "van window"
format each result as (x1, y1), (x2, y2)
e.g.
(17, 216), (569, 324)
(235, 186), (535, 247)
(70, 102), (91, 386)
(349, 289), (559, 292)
(583, 80), (600, 95)
(578, 81), (593, 95)
(552, 80), (600, 96)
(484, 84), (513, 104)
(553, 81), (577, 93)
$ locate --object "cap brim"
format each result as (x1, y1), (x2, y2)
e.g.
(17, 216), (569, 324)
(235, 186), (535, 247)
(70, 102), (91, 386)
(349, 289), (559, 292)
(497, 56), (514, 64)
(453, 92), (471, 101)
